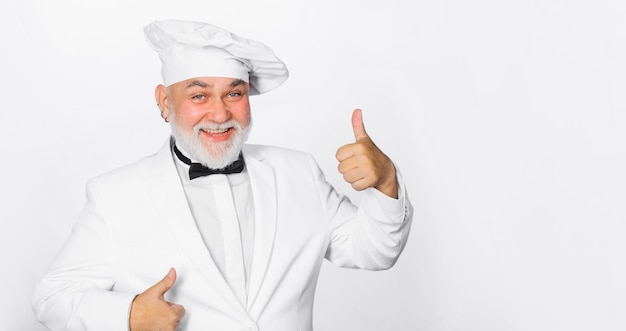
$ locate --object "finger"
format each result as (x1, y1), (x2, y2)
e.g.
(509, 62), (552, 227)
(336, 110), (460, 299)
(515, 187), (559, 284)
(335, 144), (354, 162)
(342, 170), (365, 185)
(338, 156), (360, 176)
(340, 167), (370, 191)
(350, 177), (371, 191)
(170, 303), (186, 318)
(148, 267), (177, 297)
(351, 109), (368, 141)
(336, 139), (369, 162)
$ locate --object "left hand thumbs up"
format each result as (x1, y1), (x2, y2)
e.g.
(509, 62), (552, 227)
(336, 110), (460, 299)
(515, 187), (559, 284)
(336, 109), (398, 199)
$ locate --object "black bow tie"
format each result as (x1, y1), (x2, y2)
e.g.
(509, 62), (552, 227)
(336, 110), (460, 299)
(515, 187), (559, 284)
(173, 145), (245, 180)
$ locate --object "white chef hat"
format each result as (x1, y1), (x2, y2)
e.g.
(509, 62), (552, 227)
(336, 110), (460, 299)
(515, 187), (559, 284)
(144, 19), (289, 95)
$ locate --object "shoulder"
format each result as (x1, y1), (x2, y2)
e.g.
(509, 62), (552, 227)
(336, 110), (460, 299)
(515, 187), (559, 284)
(243, 144), (309, 158)
(86, 154), (156, 190)
(87, 140), (173, 191)
(243, 144), (318, 167)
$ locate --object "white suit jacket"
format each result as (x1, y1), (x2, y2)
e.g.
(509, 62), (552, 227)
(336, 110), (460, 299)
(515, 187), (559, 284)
(33, 139), (413, 331)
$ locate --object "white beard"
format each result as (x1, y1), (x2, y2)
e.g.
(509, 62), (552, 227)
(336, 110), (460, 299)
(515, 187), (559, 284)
(170, 113), (251, 169)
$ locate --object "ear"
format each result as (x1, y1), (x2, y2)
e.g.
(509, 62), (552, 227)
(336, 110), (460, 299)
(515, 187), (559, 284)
(155, 84), (170, 122)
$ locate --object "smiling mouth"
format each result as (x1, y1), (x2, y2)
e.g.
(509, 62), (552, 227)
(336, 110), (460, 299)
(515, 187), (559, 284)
(199, 127), (236, 141)
(202, 127), (231, 136)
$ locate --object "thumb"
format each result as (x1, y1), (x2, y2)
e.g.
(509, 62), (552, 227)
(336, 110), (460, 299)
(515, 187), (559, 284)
(148, 267), (177, 297)
(351, 109), (368, 141)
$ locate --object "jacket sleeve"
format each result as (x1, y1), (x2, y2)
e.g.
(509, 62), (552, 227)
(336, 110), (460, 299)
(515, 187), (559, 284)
(32, 180), (135, 331)
(309, 155), (414, 270)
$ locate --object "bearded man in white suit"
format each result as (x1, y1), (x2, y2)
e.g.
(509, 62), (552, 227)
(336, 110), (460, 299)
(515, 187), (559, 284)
(32, 19), (414, 331)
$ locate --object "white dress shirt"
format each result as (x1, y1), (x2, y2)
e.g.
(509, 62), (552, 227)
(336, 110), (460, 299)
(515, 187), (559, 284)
(172, 145), (255, 306)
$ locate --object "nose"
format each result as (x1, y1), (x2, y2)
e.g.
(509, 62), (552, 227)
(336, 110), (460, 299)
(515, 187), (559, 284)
(205, 98), (231, 123)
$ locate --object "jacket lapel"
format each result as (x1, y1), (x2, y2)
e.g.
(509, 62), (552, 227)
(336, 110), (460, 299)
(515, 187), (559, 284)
(146, 141), (278, 318)
(147, 139), (243, 306)
(242, 146), (278, 316)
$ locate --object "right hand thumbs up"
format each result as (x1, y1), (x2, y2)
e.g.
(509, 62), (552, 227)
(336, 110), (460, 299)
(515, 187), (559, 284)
(130, 268), (186, 331)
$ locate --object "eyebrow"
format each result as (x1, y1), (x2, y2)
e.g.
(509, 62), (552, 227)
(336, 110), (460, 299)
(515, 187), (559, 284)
(186, 80), (210, 88)
(184, 79), (246, 89)
(229, 79), (245, 87)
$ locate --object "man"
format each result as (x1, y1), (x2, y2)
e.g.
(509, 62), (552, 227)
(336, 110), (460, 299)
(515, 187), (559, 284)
(32, 19), (413, 331)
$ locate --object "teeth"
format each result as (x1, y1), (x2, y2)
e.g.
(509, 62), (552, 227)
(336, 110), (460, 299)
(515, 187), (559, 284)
(203, 128), (229, 134)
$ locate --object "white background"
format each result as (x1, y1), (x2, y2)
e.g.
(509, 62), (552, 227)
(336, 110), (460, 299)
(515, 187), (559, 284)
(2, 0), (626, 330)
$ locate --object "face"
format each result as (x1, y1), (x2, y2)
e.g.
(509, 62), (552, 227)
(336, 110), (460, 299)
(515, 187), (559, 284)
(156, 77), (252, 169)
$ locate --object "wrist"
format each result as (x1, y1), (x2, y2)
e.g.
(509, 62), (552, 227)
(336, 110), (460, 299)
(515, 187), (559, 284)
(375, 175), (398, 199)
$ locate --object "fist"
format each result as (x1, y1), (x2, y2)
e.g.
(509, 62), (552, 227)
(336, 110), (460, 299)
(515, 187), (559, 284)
(336, 109), (398, 199)
(130, 268), (186, 331)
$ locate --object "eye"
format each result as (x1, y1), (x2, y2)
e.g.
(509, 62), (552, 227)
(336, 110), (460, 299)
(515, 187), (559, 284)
(192, 94), (205, 101)
(227, 91), (242, 98)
